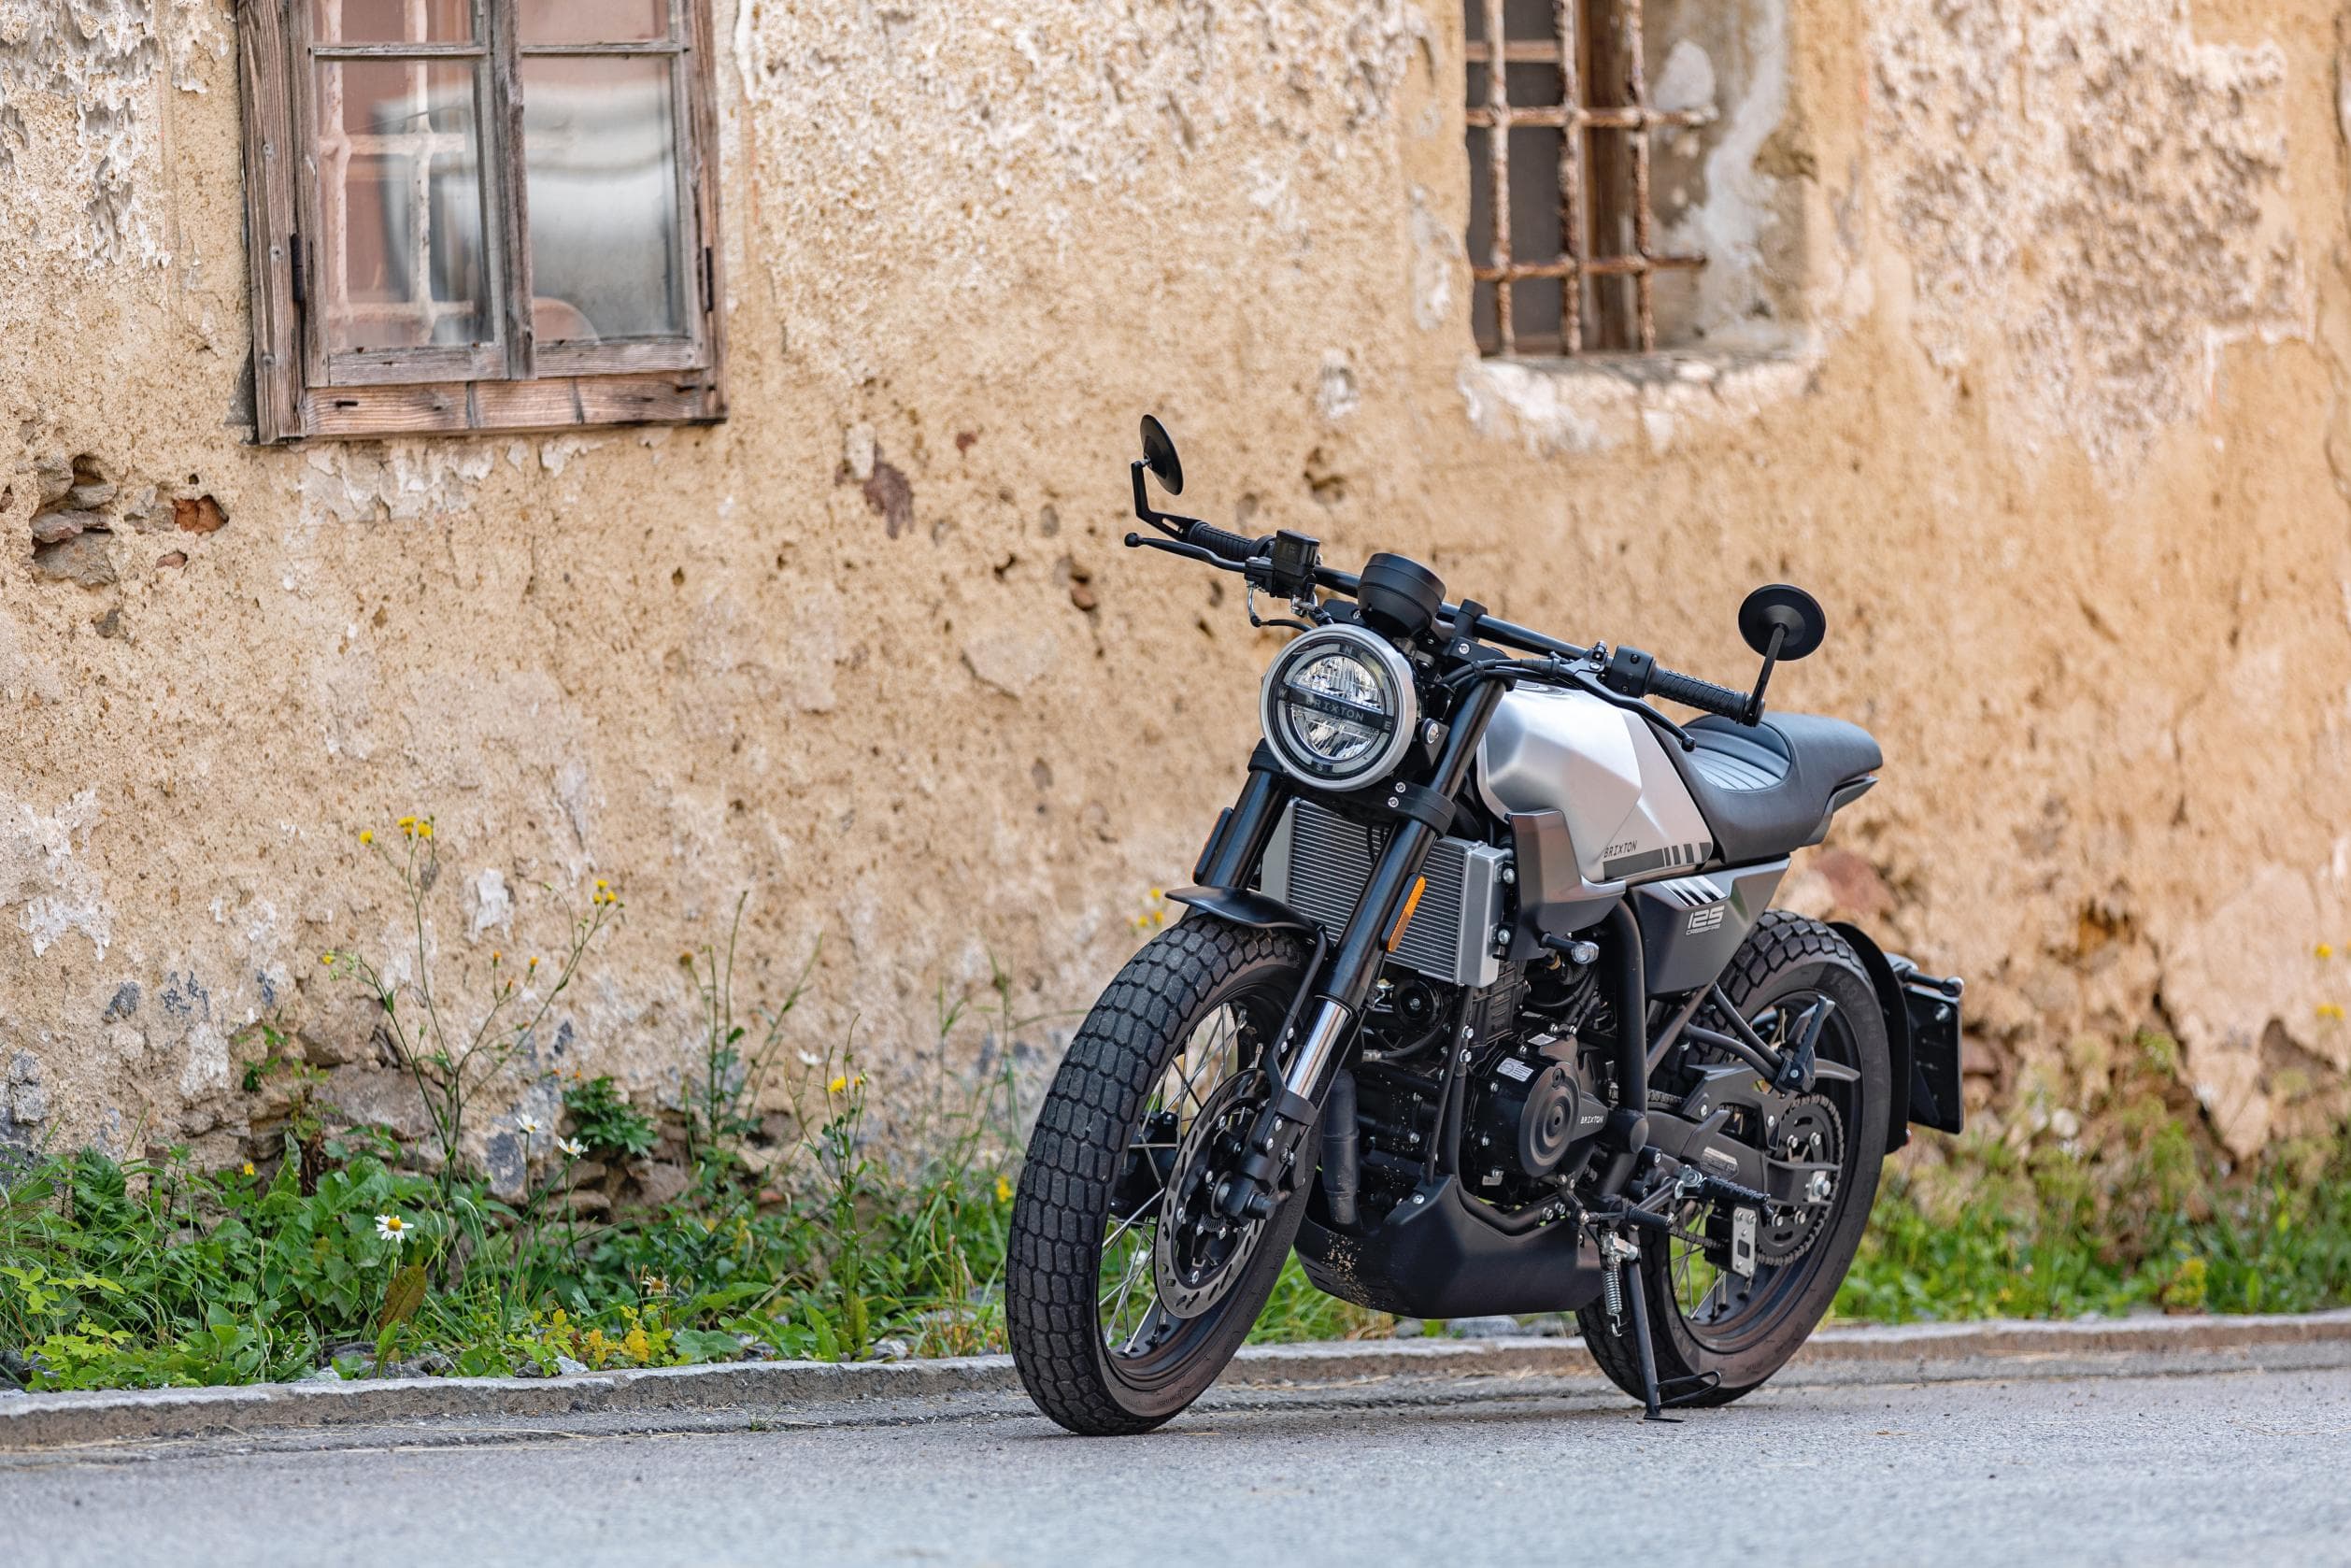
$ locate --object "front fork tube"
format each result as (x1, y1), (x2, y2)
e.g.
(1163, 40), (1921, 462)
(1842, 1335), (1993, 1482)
(1219, 679), (1509, 1219)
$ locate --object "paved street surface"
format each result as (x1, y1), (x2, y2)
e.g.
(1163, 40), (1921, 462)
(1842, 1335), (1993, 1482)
(6, 1365), (2349, 1567)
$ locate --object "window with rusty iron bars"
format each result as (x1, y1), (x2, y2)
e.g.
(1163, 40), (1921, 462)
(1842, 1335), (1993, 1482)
(236, 0), (726, 441)
(1465, 0), (1717, 358)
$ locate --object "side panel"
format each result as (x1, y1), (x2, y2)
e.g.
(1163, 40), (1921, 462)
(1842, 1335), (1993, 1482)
(1476, 690), (1713, 887)
(1635, 861), (1788, 995)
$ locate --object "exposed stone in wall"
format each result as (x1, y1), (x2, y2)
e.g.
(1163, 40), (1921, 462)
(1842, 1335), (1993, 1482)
(0, 1051), (48, 1148)
(1869, 0), (2303, 468)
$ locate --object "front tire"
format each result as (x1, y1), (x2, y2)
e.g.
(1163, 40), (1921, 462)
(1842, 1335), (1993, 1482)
(1007, 918), (1310, 1435)
(1578, 911), (1892, 1409)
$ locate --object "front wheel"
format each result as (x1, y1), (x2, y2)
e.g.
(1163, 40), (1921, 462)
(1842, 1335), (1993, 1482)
(1578, 911), (1892, 1409)
(1006, 918), (1311, 1435)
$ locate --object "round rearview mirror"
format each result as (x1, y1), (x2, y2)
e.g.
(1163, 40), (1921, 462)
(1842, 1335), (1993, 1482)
(1140, 414), (1184, 496)
(1739, 583), (1828, 662)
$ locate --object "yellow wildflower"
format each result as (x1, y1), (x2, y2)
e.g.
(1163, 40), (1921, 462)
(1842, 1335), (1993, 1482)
(995, 1175), (1013, 1204)
(416, 821), (433, 839)
(2319, 1003), (2346, 1022)
(320, 951), (335, 965)
(621, 1326), (652, 1363)
(359, 829), (373, 845)
(242, 1162), (257, 1177)
(2319, 943), (2336, 959)
(829, 1074), (848, 1094)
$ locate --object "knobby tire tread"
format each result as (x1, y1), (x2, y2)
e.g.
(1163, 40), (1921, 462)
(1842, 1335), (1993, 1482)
(1006, 919), (1301, 1435)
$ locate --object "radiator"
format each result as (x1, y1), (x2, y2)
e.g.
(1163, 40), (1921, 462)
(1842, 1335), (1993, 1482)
(1260, 800), (1508, 989)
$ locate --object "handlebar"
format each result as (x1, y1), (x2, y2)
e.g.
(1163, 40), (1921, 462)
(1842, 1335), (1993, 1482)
(1129, 526), (1755, 722)
(1602, 645), (1754, 724)
(1184, 520), (1261, 565)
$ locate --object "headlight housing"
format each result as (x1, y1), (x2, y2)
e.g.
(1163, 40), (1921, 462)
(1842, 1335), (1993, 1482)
(1259, 624), (1418, 789)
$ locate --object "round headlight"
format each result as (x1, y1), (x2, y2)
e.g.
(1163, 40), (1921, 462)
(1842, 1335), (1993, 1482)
(1259, 625), (1418, 789)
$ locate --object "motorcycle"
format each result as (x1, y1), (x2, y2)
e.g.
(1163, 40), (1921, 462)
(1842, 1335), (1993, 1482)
(1005, 418), (1965, 1435)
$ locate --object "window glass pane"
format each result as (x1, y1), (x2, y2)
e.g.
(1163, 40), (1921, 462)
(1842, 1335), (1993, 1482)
(311, 0), (473, 44)
(312, 58), (491, 352)
(523, 56), (685, 341)
(519, 0), (668, 45)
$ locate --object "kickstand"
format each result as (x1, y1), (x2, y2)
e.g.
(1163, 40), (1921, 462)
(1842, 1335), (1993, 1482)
(1620, 1260), (1680, 1424)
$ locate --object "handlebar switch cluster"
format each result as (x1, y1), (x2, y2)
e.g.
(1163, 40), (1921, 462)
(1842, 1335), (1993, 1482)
(1600, 645), (1660, 700)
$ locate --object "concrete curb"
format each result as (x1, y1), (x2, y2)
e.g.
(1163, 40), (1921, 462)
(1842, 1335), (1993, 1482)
(5, 1309), (2348, 1452)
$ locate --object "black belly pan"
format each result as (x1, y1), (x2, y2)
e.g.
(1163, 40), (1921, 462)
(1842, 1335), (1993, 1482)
(1294, 1176), (1607, 1319)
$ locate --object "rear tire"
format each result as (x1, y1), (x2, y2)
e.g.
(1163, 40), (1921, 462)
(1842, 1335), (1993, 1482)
(1578, 911), (1891, 1409)
(1007, 918), (1310, 1435)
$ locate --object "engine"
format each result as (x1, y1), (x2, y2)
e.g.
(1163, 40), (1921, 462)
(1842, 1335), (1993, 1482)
(1462, 1033), (1608, 1205)
(1340, 950), (1615, 1225)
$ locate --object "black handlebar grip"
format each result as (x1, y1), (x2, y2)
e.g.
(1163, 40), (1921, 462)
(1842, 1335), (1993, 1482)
(1186, 522), (1261, 564)
(1646, 663), (1751, 721)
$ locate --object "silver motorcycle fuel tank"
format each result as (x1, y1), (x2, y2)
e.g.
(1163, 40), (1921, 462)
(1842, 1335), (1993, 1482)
(1474, 688), (1714, 887)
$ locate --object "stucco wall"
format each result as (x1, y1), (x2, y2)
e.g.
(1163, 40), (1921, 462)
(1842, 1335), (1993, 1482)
(2, 0), (2347, 1165)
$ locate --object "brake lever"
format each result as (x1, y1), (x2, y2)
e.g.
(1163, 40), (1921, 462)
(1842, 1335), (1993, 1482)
(1559, 663), (1696, 752)
(1122, 532), (1245, 572)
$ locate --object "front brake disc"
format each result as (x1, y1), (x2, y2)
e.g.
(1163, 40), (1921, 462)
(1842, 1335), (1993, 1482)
(1152, 1075), (1271, 1319)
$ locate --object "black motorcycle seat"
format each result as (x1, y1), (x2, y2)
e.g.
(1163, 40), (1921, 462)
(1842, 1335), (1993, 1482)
(1667, 712), (1883, 865)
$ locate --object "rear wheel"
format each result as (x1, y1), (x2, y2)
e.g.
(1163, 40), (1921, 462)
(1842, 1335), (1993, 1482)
(1578, 911), (1891, 1408)
(1007, 918), (1311, 1435)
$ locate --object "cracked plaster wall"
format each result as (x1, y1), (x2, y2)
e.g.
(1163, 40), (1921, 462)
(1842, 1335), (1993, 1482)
(1, 0), (2347, 1165)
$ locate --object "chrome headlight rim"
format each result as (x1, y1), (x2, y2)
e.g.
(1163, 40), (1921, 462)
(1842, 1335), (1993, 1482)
(1258, 623), (1418, 790)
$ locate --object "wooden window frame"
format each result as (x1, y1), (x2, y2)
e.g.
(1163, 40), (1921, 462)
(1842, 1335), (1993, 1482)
(237, 0), (727, 442)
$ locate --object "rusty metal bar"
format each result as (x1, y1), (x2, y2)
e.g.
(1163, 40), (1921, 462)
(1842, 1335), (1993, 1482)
(1473, 253), (1702, 281)
(1484, 0), (1512, 355)
(1555, 0), (1581, 353)
(1621, 0), (1655, 350)
(1465, 104), (1712, 131)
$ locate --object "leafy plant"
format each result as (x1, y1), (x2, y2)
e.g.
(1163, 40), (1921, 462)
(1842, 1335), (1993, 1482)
(329, 816), (621, 1212)
(677, 895), (817, 1169)
(562, 1076), (657, 1162)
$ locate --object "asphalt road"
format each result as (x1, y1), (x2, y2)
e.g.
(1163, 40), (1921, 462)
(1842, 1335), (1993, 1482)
(6, 1365), (2349, 1568)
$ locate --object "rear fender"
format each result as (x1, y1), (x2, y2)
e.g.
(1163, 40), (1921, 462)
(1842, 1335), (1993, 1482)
(1831, 921), (1915, 1154)
(1831, 921), (1966, 1146)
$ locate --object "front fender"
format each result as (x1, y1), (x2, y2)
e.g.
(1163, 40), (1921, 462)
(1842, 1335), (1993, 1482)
(1166, 885), (1318, 934)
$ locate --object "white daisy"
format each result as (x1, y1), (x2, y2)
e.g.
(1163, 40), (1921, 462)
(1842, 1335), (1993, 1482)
(557, 1136), (586, 1158)
(515, 1116), (542, 1138)
(375, 1214), (411, 1246)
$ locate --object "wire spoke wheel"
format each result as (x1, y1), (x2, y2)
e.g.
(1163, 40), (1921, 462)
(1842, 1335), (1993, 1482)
(1578, 912), (1891, 1411)
(1007, 919), (1314, 1435)
(1095, 1003), (1259, 1358)
(1662, 988), (1856, 1348)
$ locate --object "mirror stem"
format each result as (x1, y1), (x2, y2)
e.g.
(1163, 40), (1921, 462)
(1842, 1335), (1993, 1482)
(1743, 622), (1787, 726)
(1131, 461), (1190, 540)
